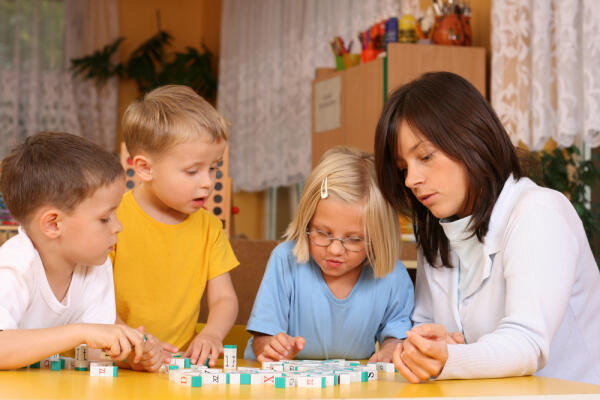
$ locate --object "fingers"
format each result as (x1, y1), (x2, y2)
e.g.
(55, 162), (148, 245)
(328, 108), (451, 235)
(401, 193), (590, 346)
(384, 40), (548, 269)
(405, 331), (447, 360)
(257, 353), (277, 363)
(187, 344), (201, 365)
(114, 334), (132, 362)
(262, 333), (294, 360)
(87, 324), (148, 365)
(146, 348), (166, 372)
(401, 334), (447, 381)
(258, 334), (304, 362)
(284, 336), (306, 359)
(161, 342), (179, 354)
(185, 341), (204, 365)
(209, 344), (222, 367)
(448, 332), (465, 345)
(393, 342), (420, 384)
(143, 351), (162, 371)
(377, 350), (393, 363)
(161, 351), (173, 366)
(139, 334), (159, 362)
(274, 333), (293, 349)
(135, 334), (163, 371)
(160, 342), (178, 364)
(368, 352), (379, 363)
(107, 337), (122, 360)
(197, 344), (211, 367)
(269, 335), (291, 359)
(292, 336), (306, 352)
(400, 339), (435, 382)
(263, 342), (286, 361)
(125, 327), (145, 364)
(136, 346), (163, 372)
(410, 323), (446, 340)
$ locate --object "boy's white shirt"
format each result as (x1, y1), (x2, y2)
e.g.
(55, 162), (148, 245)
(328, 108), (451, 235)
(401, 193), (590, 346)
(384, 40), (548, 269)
(412, 176), (600, 385)
(0, 228), (116, 330)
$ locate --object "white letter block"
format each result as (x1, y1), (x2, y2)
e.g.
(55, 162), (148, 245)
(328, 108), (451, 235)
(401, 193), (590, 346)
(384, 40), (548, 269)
(90, 362), (118, 377)
(250, 373), (264, 385)
(261, 372), (277, 385)
(321, 374), (335, 387)
(349, 370), (362, 382)
(202, 372), (226, 385)
(377, 362), (395, 373)
(365, 363), (377, 371)
(274, 375), (297, 388)
(169, 368), (195, 382)
(178, 372), (203, 387)
(227, 372), (241, 385)
(75, 345), (88, 361)
(224, 345), (237, 371)
(338, 372), (351, 385)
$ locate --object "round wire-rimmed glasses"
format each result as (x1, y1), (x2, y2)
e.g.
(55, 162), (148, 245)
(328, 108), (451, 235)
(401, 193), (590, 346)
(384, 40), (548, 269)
(306, 228), (365, 252)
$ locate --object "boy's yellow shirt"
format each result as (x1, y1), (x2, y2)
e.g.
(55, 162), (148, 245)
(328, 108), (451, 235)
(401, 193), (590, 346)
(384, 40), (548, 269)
(110, 191), (239, 350)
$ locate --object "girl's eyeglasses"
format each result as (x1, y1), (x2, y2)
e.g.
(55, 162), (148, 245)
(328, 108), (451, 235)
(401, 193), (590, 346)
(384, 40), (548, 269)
(306, 229), (364, 252)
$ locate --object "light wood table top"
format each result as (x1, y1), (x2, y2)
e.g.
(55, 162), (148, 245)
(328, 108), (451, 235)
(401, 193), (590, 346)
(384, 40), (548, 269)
(1, 360), (599, 399)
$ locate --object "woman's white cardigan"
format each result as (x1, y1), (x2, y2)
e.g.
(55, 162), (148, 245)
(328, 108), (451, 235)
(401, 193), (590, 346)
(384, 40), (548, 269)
(412, 176), (600, 384)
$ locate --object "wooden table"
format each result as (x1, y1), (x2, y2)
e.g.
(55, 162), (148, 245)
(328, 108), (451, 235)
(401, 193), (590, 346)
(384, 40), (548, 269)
(1, 361), (599, 399)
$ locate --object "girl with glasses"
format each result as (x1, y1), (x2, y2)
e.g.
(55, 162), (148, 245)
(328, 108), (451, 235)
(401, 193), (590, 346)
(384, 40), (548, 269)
(244, 146), (414, 362)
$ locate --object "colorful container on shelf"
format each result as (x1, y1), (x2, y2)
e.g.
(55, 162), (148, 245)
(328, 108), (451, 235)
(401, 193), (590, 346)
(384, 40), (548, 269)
(330, 36), (359, 71)
(331, 1), (473, 70)
(430, 0), (472, 46)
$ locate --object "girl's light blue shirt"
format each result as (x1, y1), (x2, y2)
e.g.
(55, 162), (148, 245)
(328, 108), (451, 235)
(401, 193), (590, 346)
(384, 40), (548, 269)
(244, 241), (414, 360)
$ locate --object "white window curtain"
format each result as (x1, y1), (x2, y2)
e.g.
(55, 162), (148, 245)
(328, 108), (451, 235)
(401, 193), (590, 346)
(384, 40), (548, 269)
(0, 0), (119, 157)
(491, 0), (600, 150)
(218, 0), (420, 192)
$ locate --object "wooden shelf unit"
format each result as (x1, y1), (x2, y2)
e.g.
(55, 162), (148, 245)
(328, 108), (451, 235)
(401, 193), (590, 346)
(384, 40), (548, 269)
(311, 43), (486, 165)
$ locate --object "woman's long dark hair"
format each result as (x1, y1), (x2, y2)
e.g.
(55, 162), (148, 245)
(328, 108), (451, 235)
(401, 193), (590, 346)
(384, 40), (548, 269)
(375, 72), (521, 267)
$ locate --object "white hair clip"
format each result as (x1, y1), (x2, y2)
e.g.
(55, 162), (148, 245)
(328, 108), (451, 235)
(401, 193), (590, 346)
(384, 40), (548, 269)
(320, 176), (328, 199)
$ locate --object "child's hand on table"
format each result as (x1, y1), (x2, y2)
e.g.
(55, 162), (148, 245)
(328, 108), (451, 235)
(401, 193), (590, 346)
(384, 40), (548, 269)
(126, 327), (178, 372)
(368, 338), (402, 363)
(81, 323), (145, 363)
(257, 332), (306, 362)
(184, 331), (223, 367)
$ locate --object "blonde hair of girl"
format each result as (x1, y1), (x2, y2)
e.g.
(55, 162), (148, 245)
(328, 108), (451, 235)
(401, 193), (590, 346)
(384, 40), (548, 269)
(284, 146), (402, 277)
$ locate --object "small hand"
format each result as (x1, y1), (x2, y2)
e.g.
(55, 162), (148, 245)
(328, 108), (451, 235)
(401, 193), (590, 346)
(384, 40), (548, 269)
(184, 332), (223, 367)
(257, 332), (306, 362)
(126, 327), (178, 372)
(368, 338), (400, 363)
(82, 323), (145, 363)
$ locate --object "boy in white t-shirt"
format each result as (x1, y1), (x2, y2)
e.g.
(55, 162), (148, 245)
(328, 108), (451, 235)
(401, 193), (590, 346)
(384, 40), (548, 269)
(0, 132), (150, 370)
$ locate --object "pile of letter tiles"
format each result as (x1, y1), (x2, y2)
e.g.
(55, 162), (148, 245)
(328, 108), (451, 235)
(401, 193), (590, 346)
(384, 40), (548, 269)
(168, 358), (396, 388)
(25, 345), (119, 377)
(23, 343), (399, 387)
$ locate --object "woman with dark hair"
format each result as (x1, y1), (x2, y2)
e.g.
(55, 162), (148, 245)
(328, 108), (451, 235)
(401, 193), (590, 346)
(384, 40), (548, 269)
(375, 71), (600, 384)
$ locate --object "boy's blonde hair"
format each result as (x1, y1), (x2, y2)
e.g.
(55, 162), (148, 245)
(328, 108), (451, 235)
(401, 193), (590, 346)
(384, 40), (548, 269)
(284, 146), (401, 278)
(122, 85), (228, 156)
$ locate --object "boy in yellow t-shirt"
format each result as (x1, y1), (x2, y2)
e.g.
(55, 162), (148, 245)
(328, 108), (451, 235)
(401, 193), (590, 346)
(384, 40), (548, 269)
(112, 85), (239, 367)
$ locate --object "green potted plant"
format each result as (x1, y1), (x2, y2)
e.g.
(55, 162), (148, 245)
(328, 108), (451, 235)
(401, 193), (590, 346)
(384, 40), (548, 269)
(527, 145), (600, 263)
(71, 30), (216, 101)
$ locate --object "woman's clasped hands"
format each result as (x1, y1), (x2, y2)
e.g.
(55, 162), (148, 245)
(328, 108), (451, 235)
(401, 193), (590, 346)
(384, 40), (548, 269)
(393, 324), (465, 383)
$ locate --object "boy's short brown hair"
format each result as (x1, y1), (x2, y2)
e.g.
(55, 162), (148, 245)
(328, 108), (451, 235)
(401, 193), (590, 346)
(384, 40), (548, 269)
(122, 85), (228, 157)
(0, 132), (124, 223)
